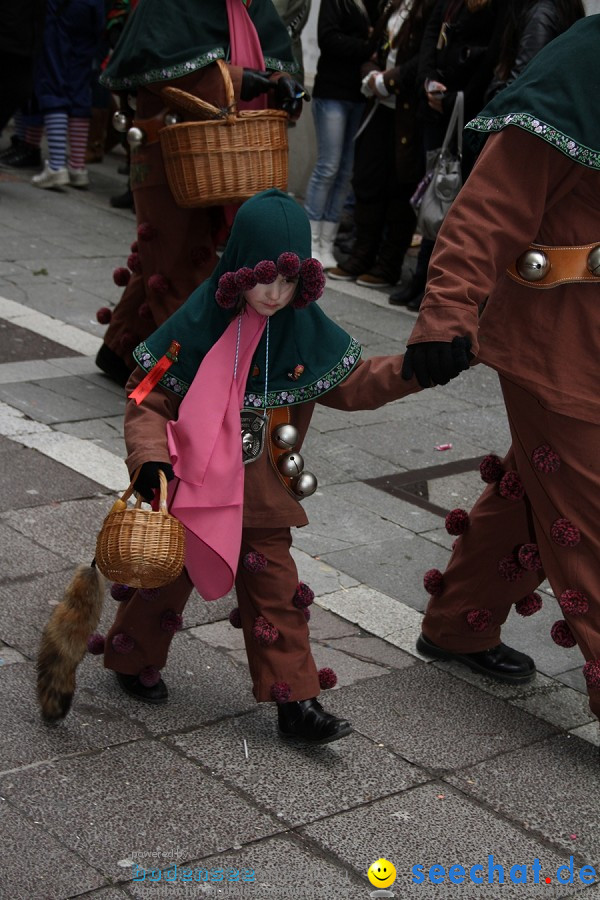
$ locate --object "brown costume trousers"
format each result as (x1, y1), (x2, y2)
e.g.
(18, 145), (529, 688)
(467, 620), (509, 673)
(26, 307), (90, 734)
(104, 526), (320, 703)
(422, 377), (600, 719)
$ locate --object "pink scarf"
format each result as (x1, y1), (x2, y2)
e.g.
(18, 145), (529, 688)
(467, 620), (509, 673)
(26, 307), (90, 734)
(227, 0), (267, 111)
(167, 307), (266, 600)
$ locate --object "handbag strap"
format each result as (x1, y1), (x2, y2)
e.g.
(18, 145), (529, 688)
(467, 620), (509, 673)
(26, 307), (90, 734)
(440, 91), (464, 159)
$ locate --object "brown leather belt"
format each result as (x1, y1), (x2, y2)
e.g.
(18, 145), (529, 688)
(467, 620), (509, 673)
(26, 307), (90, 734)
(132, 113), (167, 146)
(507, 242), (600, 288)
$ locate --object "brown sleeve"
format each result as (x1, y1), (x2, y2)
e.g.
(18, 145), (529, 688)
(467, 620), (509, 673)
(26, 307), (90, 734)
(407, 127), (583, 355)
(318, 356), (422, 412)
(123, 369), (182, 477)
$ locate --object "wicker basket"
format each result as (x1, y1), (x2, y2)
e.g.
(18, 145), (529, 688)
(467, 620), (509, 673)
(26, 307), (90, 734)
(159, 59), (289, 208)
(95, 470), (186, 589)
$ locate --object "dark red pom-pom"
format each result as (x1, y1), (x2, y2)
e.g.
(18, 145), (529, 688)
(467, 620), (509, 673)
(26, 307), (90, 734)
(517, 543), (542, 571)
(466, 608), (492, 632)
(550, 517), (581, 548)
(139, 587), (160, 601)
(234, 267), (257, 291)
(532, 443), (560, 474)
(479, 454), (504, 483)
(298, 257), (326, 303)
(270, 681), (292, 703)
(160, 610), (183, 635)
(130, 240), (139, 253)
(559, 589), (589, 617)
(87, 633), (105, 654)
(148, 273), (169, 295)
(228, 607), (242, 628)
(292, 582), (314, 609)
(277, 252), (301, 278)
(137, 222), (156, 241)
(550, 619), (576, 648)
(112, 267), (131, 287)
(498, 471), (525, 501)
(138, 302), (152, 319)
(111, 632), (134, 654)
(110, 583), (134, 602)
(445, 508), (469, 535)
(254, 260), (277, 284)
(243, 551), (267, 574)
(127, 252), (142, 273)
(252, 616), (279, 646)
(96, 306), (113, 325)
(423, 568), (444, 596)
(498, 555), (524, 582)
(318, 667), (337, 689)
(303, 608), (311, 622)
(216, 271), (238, 308)
(515, 592), (543, 616)
(138, 665), (161, 687)
(583, 659), (600, 688)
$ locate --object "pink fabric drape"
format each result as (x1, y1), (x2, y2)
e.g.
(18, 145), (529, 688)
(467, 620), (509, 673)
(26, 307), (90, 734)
(226, 0), (267, 110)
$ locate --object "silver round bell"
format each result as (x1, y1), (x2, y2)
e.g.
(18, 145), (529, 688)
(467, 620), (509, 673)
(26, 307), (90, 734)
(587, 245), (600, 276)
(293, 471), (318, 498)
(515, 249), (550, 282)
(277, 451), (304, 478)
(164, 112), (181, 126)
(272, 423), (298, 450)
(112, 111), (130, 133)
(127, 93), (137, 111)
(126, 126), (145, 150)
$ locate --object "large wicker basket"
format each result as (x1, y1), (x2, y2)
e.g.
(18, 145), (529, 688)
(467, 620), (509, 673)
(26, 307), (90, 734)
(95, 470), (185, 589)
(159, 59), (289, 208)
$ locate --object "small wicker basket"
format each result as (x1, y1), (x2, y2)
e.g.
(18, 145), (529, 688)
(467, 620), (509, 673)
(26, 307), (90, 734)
(159, 59), (289, 208)
(95, 470), (185, 589)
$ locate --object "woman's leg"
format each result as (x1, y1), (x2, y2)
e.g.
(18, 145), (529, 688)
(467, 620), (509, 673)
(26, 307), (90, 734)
(303, 98), (352, 223)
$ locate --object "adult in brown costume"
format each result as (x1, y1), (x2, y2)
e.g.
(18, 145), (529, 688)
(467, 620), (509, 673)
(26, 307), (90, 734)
(95, 0), (305, 386)
(401, 15), (600, 719)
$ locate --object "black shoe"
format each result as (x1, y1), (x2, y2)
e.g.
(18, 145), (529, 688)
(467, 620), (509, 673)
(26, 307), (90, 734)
(277, 698), (353, 744)
(0, 135), (24, 162)
(388, 277), (425, 307)
(95, 343), (133, 387)
(416, 632), (535, 684)
(2, 143), (42, 168)
(110, 187), (134, 209)
(406, 290), (425, 312)
(116, 672), (168, 703)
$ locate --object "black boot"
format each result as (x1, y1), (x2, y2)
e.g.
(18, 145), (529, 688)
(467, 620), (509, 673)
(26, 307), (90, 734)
(110, 185), (134, 209)
(95, 343), (133, 387)
(277, 698), (352, 744)
(416, 633), (536, 684)
(116, 672), (169, 703)
(2, 141), (42, 169)
(388, 275), (426, 307)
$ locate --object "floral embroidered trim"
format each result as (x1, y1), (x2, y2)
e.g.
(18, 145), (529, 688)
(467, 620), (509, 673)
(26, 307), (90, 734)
(466, 113), (600, 170)
(133, 337), (362, 402)
(101, 51), (297, 90)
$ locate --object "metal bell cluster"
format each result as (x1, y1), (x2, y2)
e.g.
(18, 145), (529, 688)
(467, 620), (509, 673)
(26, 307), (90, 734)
(516, 244), (600, 282)
(273, 424), (318, 498)
(113, 108), (182, 152)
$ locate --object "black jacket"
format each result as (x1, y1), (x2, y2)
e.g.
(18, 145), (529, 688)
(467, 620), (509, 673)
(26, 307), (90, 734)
(313, 0), (375, 102)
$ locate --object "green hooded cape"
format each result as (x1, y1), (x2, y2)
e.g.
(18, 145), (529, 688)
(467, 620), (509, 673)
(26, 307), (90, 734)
(466, 15), (600, 170)
(100, 0), (297, 90)
(133, 189), (362, 408)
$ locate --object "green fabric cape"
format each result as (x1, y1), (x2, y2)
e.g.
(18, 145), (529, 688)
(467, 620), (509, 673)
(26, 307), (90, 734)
(100, 0), (297, 90)
(133, 189), (362, 408)
(466, 15), (600, 169)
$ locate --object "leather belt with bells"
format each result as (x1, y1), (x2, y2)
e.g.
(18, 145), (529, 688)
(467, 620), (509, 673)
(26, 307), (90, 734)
(507, 243), (600, 289)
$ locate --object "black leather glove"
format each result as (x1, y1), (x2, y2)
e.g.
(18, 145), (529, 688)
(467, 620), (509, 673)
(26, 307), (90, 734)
(273, 76), (310, 115)
(401, 336), (472, 388)
(240, 68), (273, 101)
(133, 461), (175, 501)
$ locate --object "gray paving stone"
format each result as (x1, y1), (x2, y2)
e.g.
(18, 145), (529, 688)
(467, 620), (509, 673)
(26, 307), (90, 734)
(447, 734), (600, 864)
(326, 634), (418, 670)
(56, 416), (126, 458)
(501, 598), (584, 678)
(73, 890), (132, 899)
(569, 722), (600, 748)
(303, 603), (361, 640)
(301, 428), (404, 487)
(0, 447), (105, 511)
(0, 375), (123, 424)
(302, 784), (572, 899)
(556, 667), (588, 694)
(327, 481), (443, 533)
(0, 740), (281, 881)
(0, 521), (72, 579)
(309, 388), (472, 433)
(0, 642), (27, 665)
(510, 683), (594, 731)
(0, 318), (80, 363)
(289, 548), (359, 596)
(1, 801), (107, 899)
(171, 704), (427, 827)
(310, 643), (391, 686)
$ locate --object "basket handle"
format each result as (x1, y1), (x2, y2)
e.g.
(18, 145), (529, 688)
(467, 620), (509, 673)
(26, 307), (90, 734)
(120, 466), (171, 514)
(159, 59), (236, 122)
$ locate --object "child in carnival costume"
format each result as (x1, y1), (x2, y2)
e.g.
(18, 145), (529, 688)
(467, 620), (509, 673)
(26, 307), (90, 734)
(100, 189), (470, 743)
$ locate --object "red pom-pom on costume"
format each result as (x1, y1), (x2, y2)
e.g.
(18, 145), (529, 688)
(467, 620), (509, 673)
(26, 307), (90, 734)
(112, 267), (131, 287)
(559, 589), (589, 617)
(130, 240), (139, 253)
(293, 582), (314, 609)
(127, 252), (142, 273)
(138, 302), (152, 319)
(216, 271), (238, 308)
(550, 517), (581, 548)
(234, 267), (258, 291)
(270, 681), (292, 703)
(583, 659), (600, 688)
(243, 551), (267, 573)
(148, 273), (169, 295)
(87, 633), (105, 654)
(517, 543), (542, 571)
(479, 454), (504, 483)
(296, 257), (326, 305)
(532, 443), (560, 474)
(445, 508), (469, 535)
(515, 592), (543, 616)
(550, 619), (576, 648)
(139, 587), (160, 601)
(498, 555), (524, 582)
(110, 582), (134, 602)
(277, 252), (301, 278)
(138, 665), (161, 687)
(466, 608), (492, 632)
(254, 260), (277, 284)
(229, 607), (242, 628)
(111, 632), (134, 654)
(252, 616), (279, 646)
(498, 471), (525, 501)
(303, 608), (311, 622)
(318, 667), (337, 689)
(96, 306), (113, 324)
(137, 222), (157, 241)
(160, 610), (183, 635)
(423, 568), (444, 596)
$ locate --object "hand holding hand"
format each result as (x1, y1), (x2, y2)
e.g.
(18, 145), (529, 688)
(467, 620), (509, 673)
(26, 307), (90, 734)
(240, 69), (273, 101)
(133, 461), (175, 501)
(273, 76), (310, 115)
(401, 336), (472, 388)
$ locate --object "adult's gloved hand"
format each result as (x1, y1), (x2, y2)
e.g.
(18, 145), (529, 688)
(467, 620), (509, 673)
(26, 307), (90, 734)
(401, 336), (472, 388)
(133, 461), (175, 502)
(273, 75), (310, 115)
(240, 68), (273, 101)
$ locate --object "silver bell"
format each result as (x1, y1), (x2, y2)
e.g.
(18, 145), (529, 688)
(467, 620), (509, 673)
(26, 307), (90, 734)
(112, 111), (130, 133)
(277, 451), (304, 478)
(272, 423), (298, 450)
(164, 112), (181, 126)
(587, 245), (600, 276)
(126, 126), (145, 150)
(293, 471), (318, 498)
(127, 93), (137, 111)
(515, 249), (550, 282)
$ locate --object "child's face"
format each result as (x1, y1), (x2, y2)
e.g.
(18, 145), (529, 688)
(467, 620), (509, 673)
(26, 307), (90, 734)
(244, 274), (298, 317)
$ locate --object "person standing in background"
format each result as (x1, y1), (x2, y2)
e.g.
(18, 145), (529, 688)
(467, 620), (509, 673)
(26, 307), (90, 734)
(0, 0), (46, 146)
(273, 0), (312, 85)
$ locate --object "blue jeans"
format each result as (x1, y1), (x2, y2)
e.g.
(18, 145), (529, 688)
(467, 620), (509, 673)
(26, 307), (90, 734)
(303, 97), (364, 223)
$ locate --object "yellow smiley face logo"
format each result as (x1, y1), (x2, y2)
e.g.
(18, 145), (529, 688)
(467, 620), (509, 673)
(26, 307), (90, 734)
(367, 858), (397, 888)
